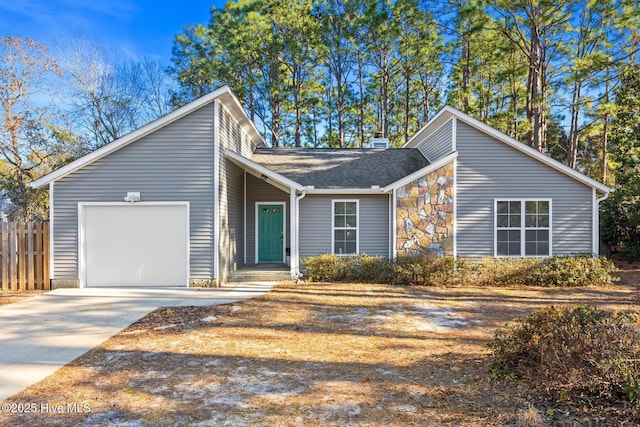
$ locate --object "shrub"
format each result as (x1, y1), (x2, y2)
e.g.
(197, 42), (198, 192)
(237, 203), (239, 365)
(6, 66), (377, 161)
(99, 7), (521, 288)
(302, 254), (617, 287)
(392, 255), (455, 286)
(350, 254), (394, 283)
(303, 253), (391, 283)
(528, 255), (617, 287)
(489, 305), (640, 406)
(460, 257), (539, 287)
(461, 255), (617, 287)
(303, 253), (351, 282)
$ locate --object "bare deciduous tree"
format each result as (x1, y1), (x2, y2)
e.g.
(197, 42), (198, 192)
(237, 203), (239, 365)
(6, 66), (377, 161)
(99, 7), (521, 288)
(0, 36), (64, 220)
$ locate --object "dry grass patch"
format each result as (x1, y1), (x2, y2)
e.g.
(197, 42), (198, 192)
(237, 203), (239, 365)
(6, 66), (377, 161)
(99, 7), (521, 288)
(0, 290), (45, 306)
(1, 278), (638, 426)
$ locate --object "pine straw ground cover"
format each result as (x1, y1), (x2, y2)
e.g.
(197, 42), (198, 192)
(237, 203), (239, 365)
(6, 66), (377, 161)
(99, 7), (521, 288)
(1, 264), (639, 426)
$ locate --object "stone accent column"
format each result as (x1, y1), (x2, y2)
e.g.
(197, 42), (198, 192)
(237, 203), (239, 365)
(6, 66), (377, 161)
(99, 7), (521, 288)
(396, 162), (454, 256)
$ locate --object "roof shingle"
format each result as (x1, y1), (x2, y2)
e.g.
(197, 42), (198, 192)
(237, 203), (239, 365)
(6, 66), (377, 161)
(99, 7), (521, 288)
(250, 148), (430, 188)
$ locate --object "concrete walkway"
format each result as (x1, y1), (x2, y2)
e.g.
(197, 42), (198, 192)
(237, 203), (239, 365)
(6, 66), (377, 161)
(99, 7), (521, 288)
(0, 282), (275, 402)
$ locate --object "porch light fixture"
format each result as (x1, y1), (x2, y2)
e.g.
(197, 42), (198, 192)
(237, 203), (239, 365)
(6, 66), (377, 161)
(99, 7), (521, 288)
(260, 174), (269, 181)
(124, 192), (141, 202)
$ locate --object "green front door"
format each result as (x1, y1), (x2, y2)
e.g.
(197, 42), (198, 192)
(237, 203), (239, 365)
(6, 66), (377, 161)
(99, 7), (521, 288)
(258, 204), (284, 262)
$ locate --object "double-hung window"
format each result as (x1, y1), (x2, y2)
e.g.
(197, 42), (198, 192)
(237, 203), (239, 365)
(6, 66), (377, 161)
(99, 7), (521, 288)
(333, 200), (358, 255)
(495, 199), (551, 257)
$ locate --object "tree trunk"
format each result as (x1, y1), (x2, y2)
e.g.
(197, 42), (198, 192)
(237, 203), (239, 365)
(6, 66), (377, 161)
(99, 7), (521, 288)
(404, 69), (411, 143)
(357, 51), (365, 148)
(380, 54), (389, 138)
(270, 97), (280, 147)
(568, 80), (582, 168)
(528, 22), (545, 153)
(293, 73), (302, 148)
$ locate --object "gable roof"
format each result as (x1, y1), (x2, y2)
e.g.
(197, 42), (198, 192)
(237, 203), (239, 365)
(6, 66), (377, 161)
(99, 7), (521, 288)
(404, 106), (612, 194)
(30, 86), (265, 189)
(250, 148), (430, 189)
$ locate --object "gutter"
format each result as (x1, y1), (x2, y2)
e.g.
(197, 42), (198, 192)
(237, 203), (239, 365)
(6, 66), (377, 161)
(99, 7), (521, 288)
(303, 187), (387, 195)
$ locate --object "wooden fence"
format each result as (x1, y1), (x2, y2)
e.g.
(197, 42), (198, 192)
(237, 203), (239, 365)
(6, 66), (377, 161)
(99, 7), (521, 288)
(0, 222), (49, 291)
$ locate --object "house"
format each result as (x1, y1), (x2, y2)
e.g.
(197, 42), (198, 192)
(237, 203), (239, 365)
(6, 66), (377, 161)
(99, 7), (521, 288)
(30, 86), (612, 288)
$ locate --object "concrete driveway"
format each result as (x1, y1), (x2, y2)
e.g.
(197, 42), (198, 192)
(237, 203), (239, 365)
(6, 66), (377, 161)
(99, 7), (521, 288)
(0, 282), (275, 402)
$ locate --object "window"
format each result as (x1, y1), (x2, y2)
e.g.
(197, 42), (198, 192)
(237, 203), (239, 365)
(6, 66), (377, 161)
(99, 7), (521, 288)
(495, 200), (550, 257)
(333, 200), (358, 255)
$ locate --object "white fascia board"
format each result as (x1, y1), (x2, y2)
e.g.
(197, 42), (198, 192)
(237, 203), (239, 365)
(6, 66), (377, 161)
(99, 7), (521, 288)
(304, 188), (387, 195)
(383, 151), (458, 192)
(224, 149), (304, 191)
(403, 107), (453, 148)
(30, 86), (265, 189)
(216, 89), (266, 149)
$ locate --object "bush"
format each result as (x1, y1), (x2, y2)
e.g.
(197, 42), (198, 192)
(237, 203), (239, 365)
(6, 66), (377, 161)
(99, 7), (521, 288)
(303, 253), (392, 283)
(529, 255), (617, 287)
(303, 254), (617, 287)
(489, 305), (640, 406)
(459, 257), (540, 287)
(392, 255), (456, 286)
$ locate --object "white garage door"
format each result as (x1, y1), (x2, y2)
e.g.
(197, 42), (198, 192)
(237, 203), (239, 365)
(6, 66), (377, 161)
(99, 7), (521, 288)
(82, 204), (189, 287)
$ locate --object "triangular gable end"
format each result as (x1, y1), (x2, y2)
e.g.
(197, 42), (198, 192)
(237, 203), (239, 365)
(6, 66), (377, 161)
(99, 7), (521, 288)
(30, 86), (265, 189)
(404, 106), (611, 194)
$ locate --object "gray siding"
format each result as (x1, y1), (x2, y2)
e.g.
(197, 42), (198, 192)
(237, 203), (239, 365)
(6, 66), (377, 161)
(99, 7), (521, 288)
(217, 103), (256, 279)
(456, 121), (593, 257)
(52, 103), (216, 280)
(245, 173), (290, 264)
(219, 103), (255, 157)
(299, 195), (390, 260)
(219, 160), (244, 281)
(415, 118), (453, 162)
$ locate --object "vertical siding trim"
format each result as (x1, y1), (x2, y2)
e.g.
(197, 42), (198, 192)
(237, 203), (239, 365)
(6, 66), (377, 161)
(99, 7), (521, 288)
(453, 158), (458, 258)
(213, 100), (220, 282)
(392, 189), (397, 258)
(77, 203), (85, 287)
(452, 117), (457, 151)
(387, 191), (396, 259)
(290, 189), (296, 276)
(244, 171), (247, 264)
(293, 190), (306, 275)
(592, 188), (597, 255)
(49, 182), (55, 279)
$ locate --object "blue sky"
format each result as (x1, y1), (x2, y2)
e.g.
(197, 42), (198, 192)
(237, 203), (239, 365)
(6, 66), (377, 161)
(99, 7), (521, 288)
(1, 0), (225, 63)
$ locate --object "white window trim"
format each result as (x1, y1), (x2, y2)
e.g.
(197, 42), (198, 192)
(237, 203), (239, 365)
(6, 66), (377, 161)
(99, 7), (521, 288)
(331, 199), (359, 256)
(493, 198), (552, 258)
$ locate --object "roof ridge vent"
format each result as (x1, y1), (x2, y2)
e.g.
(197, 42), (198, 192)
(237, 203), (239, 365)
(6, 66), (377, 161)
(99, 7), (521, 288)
(368, 132), (389, 148)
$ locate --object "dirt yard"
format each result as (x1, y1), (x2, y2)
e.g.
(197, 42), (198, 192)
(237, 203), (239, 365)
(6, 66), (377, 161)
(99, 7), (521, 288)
(1, 263), (639, 426)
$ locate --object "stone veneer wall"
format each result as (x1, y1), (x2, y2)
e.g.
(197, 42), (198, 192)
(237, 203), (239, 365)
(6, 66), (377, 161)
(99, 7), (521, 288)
(396, 162), (454, 256)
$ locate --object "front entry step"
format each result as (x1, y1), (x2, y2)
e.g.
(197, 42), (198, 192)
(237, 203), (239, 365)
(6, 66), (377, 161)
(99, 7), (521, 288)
(229, 265), (292, 282)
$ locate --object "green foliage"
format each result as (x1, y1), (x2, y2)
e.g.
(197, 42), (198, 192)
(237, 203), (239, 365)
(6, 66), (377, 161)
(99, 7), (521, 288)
(460, 257), (539, 287)
(600, 66), (640, 260)
(528, 256), (617, 287)
(391, 255), (455, 286)
(303, 254), (616, 287)
(489, 305), (640, 407)
(303, 253), (391, 283)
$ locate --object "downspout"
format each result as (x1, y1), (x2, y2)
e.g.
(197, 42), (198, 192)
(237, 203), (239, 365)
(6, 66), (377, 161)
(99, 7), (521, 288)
(293, 189), (307, 280)
(213, 100), (220, 286)
(593, 191), (610, 257)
